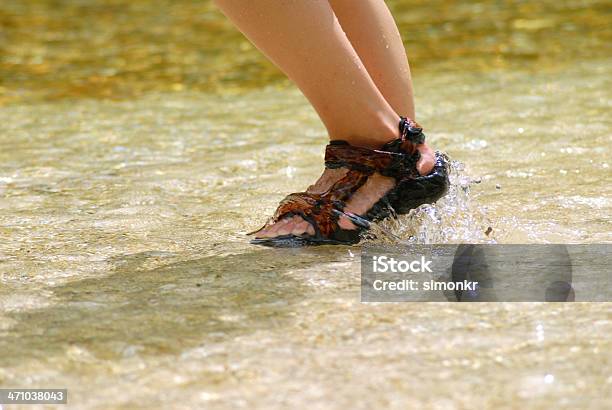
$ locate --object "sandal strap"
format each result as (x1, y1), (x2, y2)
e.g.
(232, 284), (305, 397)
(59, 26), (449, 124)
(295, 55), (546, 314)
(325, 140), (419, 178)
(270, 167), (370, 237)
(399, 116), (426, 145)
(268, 192), (342, 239)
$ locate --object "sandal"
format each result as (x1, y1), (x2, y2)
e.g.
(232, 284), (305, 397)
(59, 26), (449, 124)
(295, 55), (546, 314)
(249, 117), (450, 247)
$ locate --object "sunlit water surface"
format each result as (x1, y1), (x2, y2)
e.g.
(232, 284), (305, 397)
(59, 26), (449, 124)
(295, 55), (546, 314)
(0, 0), (611, 409)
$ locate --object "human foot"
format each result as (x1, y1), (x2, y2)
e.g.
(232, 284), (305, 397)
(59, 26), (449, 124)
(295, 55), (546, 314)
(254, 141), (436, 239)
(250, 122), (449, 246)
(255, 167), (395, 238)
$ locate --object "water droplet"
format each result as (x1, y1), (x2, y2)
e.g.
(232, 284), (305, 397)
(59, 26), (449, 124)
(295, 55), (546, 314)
(536, 323), (544, 341)
(363, 159), (492, 244)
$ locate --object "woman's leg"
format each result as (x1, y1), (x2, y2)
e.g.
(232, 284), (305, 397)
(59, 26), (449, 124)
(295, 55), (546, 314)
(329, 0), (414, 119)
(213, 0), (399, 149)
(330, 0), (435, 173)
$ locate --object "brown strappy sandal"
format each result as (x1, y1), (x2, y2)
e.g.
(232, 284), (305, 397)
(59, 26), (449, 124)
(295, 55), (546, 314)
(249, 117), (449, 247)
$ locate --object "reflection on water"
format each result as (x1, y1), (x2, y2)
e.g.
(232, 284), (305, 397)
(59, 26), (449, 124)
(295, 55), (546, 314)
(0, 0), (610, 103)
(0, 0), (610, 408)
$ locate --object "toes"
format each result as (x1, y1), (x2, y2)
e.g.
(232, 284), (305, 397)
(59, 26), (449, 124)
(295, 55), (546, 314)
(255, 225), (272, 238)
(275, 217), (297, 236)
(256, 216), (313, 238)
(255, 226), (274, 238)
(256, 218), (288, 238)
(269, 218), (292, 236)
(291, 219), (309, 236)
(416, 144), (435, 175)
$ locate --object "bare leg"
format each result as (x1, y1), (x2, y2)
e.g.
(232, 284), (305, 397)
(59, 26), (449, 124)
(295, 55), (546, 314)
(330, 0), (415, 118)
(330, 0), (435, 174)
(213, 0), (399, 148)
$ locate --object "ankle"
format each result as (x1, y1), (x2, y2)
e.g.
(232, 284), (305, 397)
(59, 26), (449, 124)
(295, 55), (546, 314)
(342, 112), (401, 149)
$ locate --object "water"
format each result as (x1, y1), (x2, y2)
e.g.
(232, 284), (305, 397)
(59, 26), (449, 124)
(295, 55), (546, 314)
(1, 0), (611, 408)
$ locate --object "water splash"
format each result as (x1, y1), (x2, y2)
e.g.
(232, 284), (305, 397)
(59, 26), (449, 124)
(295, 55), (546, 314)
(365, 159), (494, 244)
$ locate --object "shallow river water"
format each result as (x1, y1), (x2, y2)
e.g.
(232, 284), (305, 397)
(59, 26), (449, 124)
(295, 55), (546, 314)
(0, 0), (611, 409)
